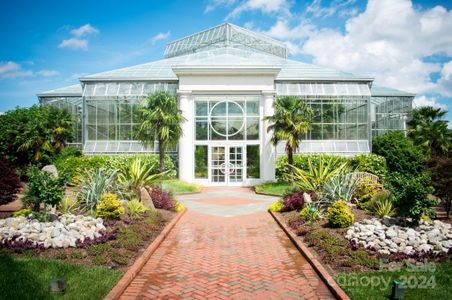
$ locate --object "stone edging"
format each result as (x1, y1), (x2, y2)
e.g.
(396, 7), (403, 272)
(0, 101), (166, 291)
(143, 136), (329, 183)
(269, 210), (351, 300)
(104, 208), (187, 300)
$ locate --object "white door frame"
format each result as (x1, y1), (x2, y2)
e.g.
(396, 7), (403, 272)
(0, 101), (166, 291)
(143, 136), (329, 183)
(208, 144), (245, 186)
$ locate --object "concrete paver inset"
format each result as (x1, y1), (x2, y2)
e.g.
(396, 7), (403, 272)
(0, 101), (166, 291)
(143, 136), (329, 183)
(120, 188), (334, 299)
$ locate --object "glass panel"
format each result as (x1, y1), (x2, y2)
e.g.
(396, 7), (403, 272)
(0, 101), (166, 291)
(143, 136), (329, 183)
(246, 101), (259, 115)
(246, 145), (260, 179)
(195, 145), (208, 178)
(195, 102), (208, 116)
(246, 117), (259, 140)
(195, 118), (208, 140)
(210, 101), (226, 116)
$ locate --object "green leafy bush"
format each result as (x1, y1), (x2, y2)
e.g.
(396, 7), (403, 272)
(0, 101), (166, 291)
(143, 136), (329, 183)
(96, 193), (124, 219)
(350, 153), (388, 180)
(300, 203), (322, 224)
(276, 154), (350, 182)
(23, 166), (66, 211)
(363, 190), (396, 217)
(372, 131), (425, 174)
(327, 200), (354, 228)
(55, 154), (175, 184)
(12, 208), (33, 218)
(353, 177), (384, 208)
(127, 199), (149, 219)
(268, 200), (284, 212)
(0, 158), (21, 205)
(385, 172), (436, 221)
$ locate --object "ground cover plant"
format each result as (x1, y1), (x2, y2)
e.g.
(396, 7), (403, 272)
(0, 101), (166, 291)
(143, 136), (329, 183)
(162, 180), (201, 194)
(254, 181), (291, 196)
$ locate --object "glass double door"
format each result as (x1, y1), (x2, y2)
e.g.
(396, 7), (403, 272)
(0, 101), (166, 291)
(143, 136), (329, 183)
(210, 146), (243, 184)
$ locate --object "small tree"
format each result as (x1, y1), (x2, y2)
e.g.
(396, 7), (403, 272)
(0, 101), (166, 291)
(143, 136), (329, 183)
(0, 158), (21, 205)
(429, 156), (452, 218)
(264, 96), (313, 182)
(137, 91), (185, 172)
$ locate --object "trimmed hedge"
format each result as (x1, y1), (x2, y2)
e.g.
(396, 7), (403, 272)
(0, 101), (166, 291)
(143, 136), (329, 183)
(55, 154), (176, 183)
(276, 153), (388, 182)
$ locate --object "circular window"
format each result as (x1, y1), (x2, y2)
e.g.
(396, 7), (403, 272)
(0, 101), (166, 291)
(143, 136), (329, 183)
(209, 101), (245, 137)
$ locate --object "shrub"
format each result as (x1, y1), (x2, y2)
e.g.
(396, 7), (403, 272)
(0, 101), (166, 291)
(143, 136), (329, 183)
(327, 200), (354, 228)
(58, 197), (78, 214)
(281, 190), (307, 211)
(364, 190), (396, 217)
(323, 173), (358, 203)
(300, 203), (322, 224)
(55, 146), (82, 161)
(385, 172), (436, 221)
(428, 156), (452, 218)
(77, 168), (116, 214)
(276, 154), (350, 182)
(55, 154), (175, 184)
(127, 199), (149, 219)
(268, 200), (284, 212)
(372, 131), (425, 174)
(148, 187), (176, 211)
(12, 208), (33, 218)
(292, 155), (349, 192)
(96, 193), (124, 219)
(353, 177), (384, 208)
(350, 153), (388, 180)
(0, 158), (21, 205)
(175, 202), (185, 212)
(23, 166), (66, 211)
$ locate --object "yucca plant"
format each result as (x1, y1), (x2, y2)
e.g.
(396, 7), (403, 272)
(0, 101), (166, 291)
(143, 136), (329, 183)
(77, 168), (116, 214)
(127, 198), (149, 219)
(323, 173), (358, 203)
(292, 156), (348, 192)
(58, 197), (79, 214)
(365, 190), (396, 217)
(116, 158), (167, 200)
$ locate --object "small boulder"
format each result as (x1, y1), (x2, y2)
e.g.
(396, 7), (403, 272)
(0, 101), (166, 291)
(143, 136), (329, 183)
(41, 165), (58, 177)
(140, 188), (156, 210)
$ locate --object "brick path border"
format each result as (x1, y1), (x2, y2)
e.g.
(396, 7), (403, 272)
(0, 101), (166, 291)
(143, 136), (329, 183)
(104, 209), (187, 300)
(269, 210), (351, 300)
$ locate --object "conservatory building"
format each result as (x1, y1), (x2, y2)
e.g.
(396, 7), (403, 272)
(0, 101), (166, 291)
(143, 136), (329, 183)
(37, 23), (414, 186)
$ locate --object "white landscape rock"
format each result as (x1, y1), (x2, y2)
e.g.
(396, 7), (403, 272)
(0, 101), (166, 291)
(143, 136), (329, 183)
(345, 217), (452, 255)
(0, 214), (106, 249)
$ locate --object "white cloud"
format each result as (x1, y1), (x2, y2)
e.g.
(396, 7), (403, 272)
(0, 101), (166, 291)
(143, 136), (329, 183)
(226, 0), (291, 19)
(289, 0), (452, 96)
(0, 61), (59, 79)
(151, 31), (171, 43)
(70, 24), (99, 37)
(205, 0), (237, 13)
(306, 0), (356, 19)
(437, 60), (452, 97)
(413, 95), (448, 110)
(36, 70), (60, 77)
(59, 38), (88, 50)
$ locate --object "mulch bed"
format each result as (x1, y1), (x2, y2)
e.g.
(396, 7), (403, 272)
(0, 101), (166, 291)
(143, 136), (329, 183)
(1, 209), (176, 273)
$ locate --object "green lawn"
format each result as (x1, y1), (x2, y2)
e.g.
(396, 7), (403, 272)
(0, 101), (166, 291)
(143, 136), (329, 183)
(162, 180), (202, 194)
(254, 181), (291, 196)
(336, 262), (452, 300)
(0, 252), (122, 300)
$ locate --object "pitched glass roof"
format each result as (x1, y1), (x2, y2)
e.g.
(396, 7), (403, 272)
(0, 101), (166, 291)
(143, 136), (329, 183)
(371, 84), (415, 97)
(164, 23), (288, 58)
(37, 84), (82, 97)
(81, 46), (368, 81)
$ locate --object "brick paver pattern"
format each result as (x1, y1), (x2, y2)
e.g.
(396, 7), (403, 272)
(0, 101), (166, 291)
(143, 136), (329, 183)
(120, 188), (334, 300)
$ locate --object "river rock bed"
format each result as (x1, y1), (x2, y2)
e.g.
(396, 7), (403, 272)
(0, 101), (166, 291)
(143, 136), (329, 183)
(345, 217), (452, 255)
(0, 214), (106, 248)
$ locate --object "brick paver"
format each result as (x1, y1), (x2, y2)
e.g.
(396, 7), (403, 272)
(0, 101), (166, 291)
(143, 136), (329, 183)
(120, 188), (334, 299)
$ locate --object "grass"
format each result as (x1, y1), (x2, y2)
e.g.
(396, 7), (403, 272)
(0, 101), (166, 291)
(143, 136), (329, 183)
(162, 180), (201, 194)
(254, 181), (291, 196)
(0, 251), (121, 300)
(336, 262), (452, 300)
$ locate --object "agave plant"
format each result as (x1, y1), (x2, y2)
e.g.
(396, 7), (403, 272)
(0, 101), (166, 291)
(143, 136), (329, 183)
(323, 173), (358, 203)
(77, 168), (116, 214)
(116, 158), (167, 200)
(292, 156), (348, 192)
(366, 190), (396, 218)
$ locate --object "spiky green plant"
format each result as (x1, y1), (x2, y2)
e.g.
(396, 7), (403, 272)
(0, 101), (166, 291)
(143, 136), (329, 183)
(116, 158), (166, 200)
(127, 198), (149, 219)
(366, 191), (397, 218)
(323, 173), (358, 203)
(292, 156), (348, 192)
(77, 168), (116, 214)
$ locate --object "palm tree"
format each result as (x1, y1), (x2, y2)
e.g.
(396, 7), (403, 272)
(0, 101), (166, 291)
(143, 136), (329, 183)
(407, 106), (451, 156)
(264, 96), (313, 182)
(137, 91), (185, 172)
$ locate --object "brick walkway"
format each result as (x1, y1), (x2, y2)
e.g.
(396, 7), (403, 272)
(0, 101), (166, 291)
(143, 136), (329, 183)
(120, 188), (334, 300)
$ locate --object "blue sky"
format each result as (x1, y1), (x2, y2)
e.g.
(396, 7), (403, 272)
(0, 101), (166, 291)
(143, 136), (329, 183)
(1, 0), (451, 124)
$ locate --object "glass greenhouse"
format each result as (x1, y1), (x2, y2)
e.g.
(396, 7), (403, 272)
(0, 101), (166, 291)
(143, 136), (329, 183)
(38, 23), (414, 185)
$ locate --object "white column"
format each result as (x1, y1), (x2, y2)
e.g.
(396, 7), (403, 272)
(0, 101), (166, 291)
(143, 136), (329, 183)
(261, 91), (276, 181)
(177, 90), (194, 182)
